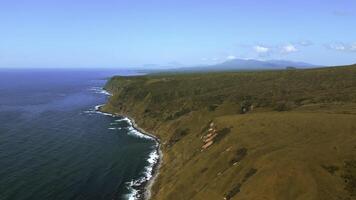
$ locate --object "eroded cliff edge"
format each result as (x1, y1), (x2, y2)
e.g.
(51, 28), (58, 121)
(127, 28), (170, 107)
(102, 65), (356, 200)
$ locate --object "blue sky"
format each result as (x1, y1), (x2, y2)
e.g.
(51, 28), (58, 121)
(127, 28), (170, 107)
(0, 0), (355, 68)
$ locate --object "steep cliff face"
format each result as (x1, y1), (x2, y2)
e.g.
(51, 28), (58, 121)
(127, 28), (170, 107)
(102, 65), (356, 200)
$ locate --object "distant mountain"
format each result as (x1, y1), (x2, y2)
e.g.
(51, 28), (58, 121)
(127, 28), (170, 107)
(142, 62), (186, 70)
(212, 59), (316, 70)
(265, 60), (317, 68)
(140, 59), (317, 74)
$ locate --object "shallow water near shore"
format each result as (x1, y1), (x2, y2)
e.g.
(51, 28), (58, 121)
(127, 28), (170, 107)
(0, 69), (156, 200)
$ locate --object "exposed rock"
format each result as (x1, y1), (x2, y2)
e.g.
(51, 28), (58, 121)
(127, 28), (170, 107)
(202, 141), (213, 150)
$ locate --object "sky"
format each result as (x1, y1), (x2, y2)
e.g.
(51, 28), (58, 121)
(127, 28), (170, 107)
(0, 0), (355, 68)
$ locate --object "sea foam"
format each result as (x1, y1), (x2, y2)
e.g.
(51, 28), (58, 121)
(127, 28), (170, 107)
(85, 87), (160, 200)
(88, 87), (113, 96)
(125, 144), (160, 200)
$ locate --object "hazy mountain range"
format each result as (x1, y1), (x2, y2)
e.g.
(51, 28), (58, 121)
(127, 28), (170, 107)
(216, 59), (316, 69)
(140, 59), (318, 73)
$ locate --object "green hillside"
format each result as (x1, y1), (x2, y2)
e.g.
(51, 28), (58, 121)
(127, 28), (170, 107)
(102, 65), (356, 200)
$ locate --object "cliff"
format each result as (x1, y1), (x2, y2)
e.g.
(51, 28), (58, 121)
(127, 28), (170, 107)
(102, 65), (356, 200)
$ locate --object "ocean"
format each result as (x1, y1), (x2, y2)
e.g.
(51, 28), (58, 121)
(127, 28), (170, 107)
(0, 69), (158, 200)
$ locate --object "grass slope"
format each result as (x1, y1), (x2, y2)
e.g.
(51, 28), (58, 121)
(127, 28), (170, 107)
(102, 65), (356, 200)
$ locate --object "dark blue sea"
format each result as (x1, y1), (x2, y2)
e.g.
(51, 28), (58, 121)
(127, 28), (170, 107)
(0, 69), (158, 200)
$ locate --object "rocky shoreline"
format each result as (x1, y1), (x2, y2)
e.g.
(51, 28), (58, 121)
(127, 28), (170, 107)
(96, 106), (162, 200)
(127, 116), (162, 200)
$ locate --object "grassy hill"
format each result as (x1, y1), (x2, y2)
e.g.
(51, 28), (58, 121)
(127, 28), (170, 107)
(102, 65), (356, 200)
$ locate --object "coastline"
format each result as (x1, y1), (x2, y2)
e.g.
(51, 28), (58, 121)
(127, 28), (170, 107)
(125, 116), (162, 200)
(95, 105), (162, 200)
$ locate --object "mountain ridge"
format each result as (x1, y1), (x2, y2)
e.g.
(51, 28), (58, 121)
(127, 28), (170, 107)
(141, 59), (317, 73)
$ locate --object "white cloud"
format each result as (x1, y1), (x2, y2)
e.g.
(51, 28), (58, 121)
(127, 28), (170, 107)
(334, 44), (346, 51)
(282, 44), (298, 53)
(299, 40), (313, 46)
(350, 43), (356, 51)
(201, 58), (208, 61)
(226, 55), (236, 60)
(327, 42), (356, 52)
(254, 45), (269, 53)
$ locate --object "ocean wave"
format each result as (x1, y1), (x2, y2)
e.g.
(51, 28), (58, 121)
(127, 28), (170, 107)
(125, 188), (139, 200)
(115, 118), (128, 122)
(109, 117), (156, 140)
(84, 96), (159, 200)
(88, 108), (155, 141)
(83, 104), (116, 117)
(83, 109), (116, 117)
(94, 104), (105, 111)
(108, 127), (123, 130)
(88, 87), (113, 96)
(125, 145), (160, 200)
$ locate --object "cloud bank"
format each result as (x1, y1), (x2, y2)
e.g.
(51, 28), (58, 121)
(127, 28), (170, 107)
(327, 42), (356, 52)
(254, 45), (270, 53)
(281, 44), (298, 54)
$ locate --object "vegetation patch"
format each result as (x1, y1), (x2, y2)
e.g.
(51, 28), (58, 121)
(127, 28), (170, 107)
(322, 164), (339, 175)
(230, 148), (248, 165)
(240, 99), (254, 114)
(224, 183), (241, 200)
(224, 168), (257, 200)
(274, 101), (295, 111)
(200, 167), (208, 174)
(342, 160), (356, 197)
(208, 104), (219, 111)
(214, 127), (232, 143)
(200, 120), (213, 135)
(166, 108), (191, 120)
(242, 168), (257, 183)
(166, 128), (190, 147)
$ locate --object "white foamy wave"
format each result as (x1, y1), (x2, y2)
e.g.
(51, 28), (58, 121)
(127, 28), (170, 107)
(114, 117), (155, 140)
(87, 110), (116, 117)
(128, 128), (154, 140)
(83, 110), (96, 114)
(108, 127), (123, 130)
(126, 188), (139, 200)
(100, 112), (116, 117)
(115, 118), (127, 122)
(85, 106), (156, 140)
(82, 105), (116, 117)
(88, 87), (113, 96)
(83, 99), (160, 200)
(95, 104), (104, 111)
(125, 146), (160, 200)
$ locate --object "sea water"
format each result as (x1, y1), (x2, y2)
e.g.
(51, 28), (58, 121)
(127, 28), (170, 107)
(0, 69), (157, 200)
